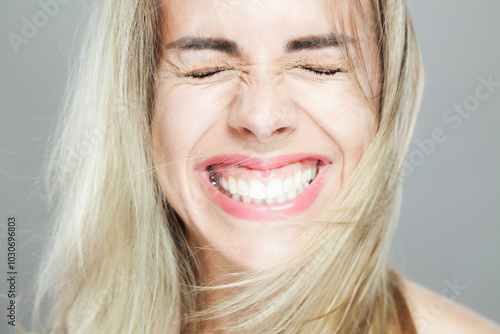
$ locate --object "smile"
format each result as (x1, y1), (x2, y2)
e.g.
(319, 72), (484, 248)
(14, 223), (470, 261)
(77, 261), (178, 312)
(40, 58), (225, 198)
(196, 154), (331, 221)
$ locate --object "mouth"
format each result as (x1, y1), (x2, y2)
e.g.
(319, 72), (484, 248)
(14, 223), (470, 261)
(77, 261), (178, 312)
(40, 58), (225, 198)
(196, 154), (331, 221)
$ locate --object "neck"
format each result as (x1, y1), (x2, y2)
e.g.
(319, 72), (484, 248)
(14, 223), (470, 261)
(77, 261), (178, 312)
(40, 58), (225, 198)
(191, 244), (246, 333)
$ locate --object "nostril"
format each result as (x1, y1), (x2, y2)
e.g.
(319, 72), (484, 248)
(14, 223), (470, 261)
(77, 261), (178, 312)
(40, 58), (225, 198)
(275, 127), (287, 134)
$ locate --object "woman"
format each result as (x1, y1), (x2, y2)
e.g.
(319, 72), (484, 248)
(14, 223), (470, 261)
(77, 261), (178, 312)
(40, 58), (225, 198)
(34, 0), (500, 333)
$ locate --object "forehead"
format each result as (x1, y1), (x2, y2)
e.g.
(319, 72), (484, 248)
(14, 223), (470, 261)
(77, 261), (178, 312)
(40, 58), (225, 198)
(162, 0), (375, 50)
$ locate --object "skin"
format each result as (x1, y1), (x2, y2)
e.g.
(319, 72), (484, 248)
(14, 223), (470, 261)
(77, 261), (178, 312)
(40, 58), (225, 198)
(404, 281), (500, 333)
(154, 0), (378, 273)
(152, 0), (500, 332)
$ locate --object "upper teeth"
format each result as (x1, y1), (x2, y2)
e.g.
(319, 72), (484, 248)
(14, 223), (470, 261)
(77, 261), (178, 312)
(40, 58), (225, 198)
(215, 166), (318, 205)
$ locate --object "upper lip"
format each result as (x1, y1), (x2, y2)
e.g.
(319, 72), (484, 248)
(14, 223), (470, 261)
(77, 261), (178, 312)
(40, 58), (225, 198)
(196, 154), (332, 171)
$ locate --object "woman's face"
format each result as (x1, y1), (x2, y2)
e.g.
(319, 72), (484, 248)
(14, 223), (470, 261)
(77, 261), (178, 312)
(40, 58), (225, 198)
(153, 0), (380, 272)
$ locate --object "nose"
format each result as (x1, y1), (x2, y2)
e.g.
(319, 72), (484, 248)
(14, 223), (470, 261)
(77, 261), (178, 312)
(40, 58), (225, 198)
(228, 80), (298, 145)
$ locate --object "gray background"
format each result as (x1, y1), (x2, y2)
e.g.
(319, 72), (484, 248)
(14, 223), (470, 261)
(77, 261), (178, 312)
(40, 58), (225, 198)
(0, 0), (498, 332)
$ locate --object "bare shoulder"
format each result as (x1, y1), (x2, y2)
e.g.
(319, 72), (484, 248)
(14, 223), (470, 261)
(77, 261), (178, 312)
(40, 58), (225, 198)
(401, 278), (500, 334)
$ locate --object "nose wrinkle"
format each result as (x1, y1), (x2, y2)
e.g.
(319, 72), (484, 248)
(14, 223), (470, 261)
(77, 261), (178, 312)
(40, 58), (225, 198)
(228, 80), (299, 143)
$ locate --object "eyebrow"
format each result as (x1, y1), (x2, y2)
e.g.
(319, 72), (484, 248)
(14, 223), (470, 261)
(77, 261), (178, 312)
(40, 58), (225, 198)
(165, 36), (240, 55)
(285, 33), (354, 52)
(165, 33), (354, 55)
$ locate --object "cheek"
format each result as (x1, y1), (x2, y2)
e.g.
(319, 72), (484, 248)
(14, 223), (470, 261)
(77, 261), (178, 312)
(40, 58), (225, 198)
(152, 81), (237, 214)
(155, 81), (238, 150)
(333, 102), (376, 155)
(155, 91), (209, 152)
(285, 77), (377, 181)
(287, 77), (377, 150)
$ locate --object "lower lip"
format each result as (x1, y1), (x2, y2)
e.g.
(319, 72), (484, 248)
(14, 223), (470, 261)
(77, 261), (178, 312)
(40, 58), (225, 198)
(196, 162), (330, 222)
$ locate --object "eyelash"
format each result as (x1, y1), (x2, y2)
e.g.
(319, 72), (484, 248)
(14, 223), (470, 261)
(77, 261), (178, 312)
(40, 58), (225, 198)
(298, 66), (341, 76)
(185, 67), (228, 79)
(184, 65), (341, 79)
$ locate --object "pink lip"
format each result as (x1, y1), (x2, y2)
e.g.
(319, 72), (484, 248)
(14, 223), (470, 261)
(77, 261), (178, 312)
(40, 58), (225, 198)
(195, 154), (331, 221)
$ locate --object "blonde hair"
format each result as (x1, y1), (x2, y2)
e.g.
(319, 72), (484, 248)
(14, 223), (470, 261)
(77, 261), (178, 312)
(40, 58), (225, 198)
(33, 0), (423, 333)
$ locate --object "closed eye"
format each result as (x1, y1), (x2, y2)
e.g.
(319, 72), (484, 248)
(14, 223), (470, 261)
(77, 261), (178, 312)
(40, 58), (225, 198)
(183, 65), (341, 79)
(299, 66), (341, 76)
(184, 67), (229, 79)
